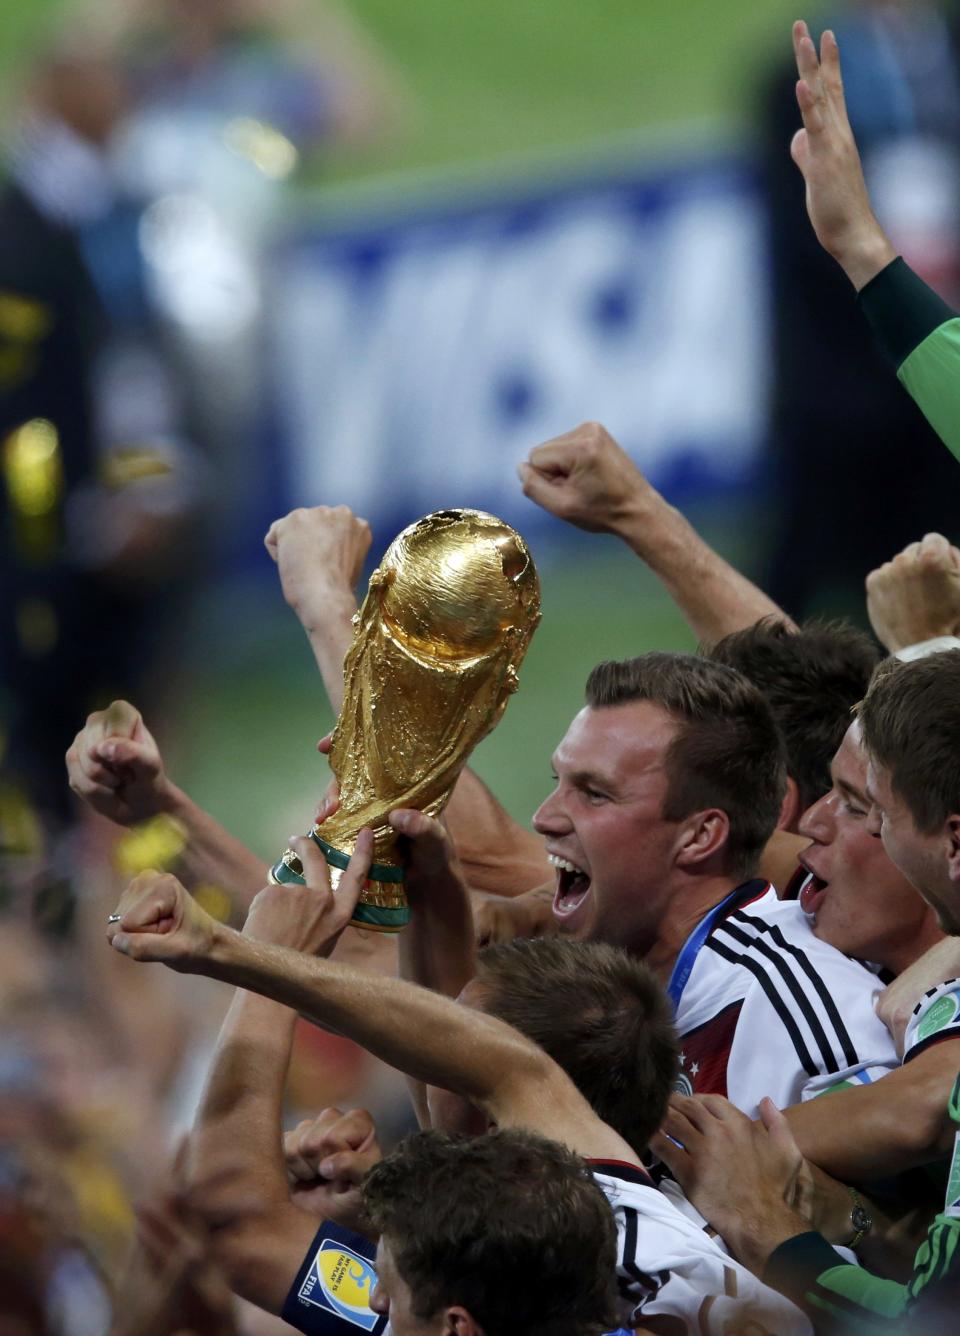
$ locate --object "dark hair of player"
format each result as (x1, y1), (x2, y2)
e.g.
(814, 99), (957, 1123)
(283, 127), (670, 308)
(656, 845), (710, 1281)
(707, 616), (880, 812)
(362, 1128), (620, 1336)
(476, 937), (678, 1154)
(585, 652), (787, 880)
(860, 649), (960, 832)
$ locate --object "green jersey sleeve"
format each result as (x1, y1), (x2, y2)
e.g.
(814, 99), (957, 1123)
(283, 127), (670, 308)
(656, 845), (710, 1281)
(763, 1072), (960, 1332)
(857, 257), (960, 462)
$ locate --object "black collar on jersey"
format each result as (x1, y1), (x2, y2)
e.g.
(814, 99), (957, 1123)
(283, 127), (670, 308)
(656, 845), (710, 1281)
(587, 1158), (653, 1187)
(666, 880), (769, 1011)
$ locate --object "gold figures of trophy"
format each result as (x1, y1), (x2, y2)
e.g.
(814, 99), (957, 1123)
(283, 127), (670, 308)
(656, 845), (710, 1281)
(269, 508), (541, 931)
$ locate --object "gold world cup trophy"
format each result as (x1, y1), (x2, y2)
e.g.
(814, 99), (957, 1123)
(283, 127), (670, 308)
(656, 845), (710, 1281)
(269, 508), (541, 930)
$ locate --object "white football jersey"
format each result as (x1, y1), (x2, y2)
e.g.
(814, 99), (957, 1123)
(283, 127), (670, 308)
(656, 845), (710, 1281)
(674, 885), (898, 1116)
(592, 1162), (812, 1333)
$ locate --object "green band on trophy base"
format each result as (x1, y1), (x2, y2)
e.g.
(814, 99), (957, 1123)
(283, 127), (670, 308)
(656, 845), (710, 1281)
(350, 901), (412, 930)
(310, 833), (410, 929)
(269, 853), (307, 886)
(311, 832), (405, 883)
(267, 831), (410, 932)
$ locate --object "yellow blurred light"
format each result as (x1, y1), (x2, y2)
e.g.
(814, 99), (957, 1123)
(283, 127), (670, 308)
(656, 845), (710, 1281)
(0, 782), (45, 858)
(100, 444), (175, 490)
(114, 813), (188, 877)
(15, 598), (58, 657)
(223, 117), (299, 179)
(193, 882), (234, 923)
(3, 418), (63, 518)
(0, 291), (51, 342)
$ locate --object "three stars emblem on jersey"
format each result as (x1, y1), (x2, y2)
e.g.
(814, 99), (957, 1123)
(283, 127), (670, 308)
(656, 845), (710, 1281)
(673, 1051), (701, 1096)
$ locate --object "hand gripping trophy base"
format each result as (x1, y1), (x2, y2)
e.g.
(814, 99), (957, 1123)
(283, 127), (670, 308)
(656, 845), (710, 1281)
(268, 830), (411, 933)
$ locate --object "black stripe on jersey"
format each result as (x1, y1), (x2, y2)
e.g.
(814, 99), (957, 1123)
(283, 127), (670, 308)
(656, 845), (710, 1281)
(620, 1207), (669, 1295)
(715, 919), (845, 1074)
(809, 1280), (891, 1323)
(732, 911), (860, 1069)
(904, 1032), (960, 1066)
(706, 937), (819, 1077)
(911, 1218), (957, 1298)
(925, 1224), (949, 1290)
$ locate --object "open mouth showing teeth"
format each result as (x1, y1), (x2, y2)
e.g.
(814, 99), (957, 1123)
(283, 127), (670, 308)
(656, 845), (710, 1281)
(548, 853), (592, 914)
(799, 871), (828, 916)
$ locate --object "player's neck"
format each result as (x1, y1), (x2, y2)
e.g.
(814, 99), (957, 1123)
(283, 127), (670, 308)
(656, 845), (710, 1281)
(880, 914), (945, 977)
(643, 876), (748, 984)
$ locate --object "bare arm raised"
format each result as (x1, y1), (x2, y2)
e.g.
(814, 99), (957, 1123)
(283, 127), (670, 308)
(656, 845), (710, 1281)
(519, 421), (793, 645)
(392, 809), (478, 1004)
(108, 1178), (238, 1336)
(107, 839), (634, 1165)
(283, 1106), (381, 1228)
(264, 504), (371, 715)
(67, 700), (267, 904)
(866, 532), (960, 656)
(391, 807), (480, 1126)
(789, 20), (896, 290)
(181, 834), (375, 1313)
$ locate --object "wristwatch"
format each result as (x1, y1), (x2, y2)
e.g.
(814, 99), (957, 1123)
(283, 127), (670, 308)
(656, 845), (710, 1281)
(845, 1187), (873, 1249)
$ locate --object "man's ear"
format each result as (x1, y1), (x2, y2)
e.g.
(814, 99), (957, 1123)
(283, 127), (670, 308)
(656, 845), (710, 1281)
(444, 1307), (483, 1335)
(777, 776), (802, 832)
(945, 815), (960, 883)
(674, 809), (730, 869)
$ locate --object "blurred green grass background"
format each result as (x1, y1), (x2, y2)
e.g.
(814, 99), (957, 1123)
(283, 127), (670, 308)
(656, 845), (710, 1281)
(2, 0), (818, 176)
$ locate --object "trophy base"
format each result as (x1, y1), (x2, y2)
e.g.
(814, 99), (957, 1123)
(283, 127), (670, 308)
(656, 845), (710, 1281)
(268, 830), (410, 933)
(349, 901), (412, 932)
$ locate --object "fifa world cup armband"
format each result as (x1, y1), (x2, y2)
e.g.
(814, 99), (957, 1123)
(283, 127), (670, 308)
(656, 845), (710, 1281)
(282, 1219), (386, 1334)
(903, 978), (960, 1064)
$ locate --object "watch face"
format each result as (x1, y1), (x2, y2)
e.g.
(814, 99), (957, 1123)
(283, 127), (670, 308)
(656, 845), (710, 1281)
(852, 1204), (872, 1233)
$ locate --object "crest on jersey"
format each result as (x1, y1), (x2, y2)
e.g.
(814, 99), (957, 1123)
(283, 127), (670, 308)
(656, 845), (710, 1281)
(673, 1072), (694, 1097)
(297, 1241), (380, 1330)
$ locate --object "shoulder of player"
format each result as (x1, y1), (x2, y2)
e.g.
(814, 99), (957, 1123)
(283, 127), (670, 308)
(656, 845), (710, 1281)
(592, 1165), (809, 1328)
(592, 1164), (717, 1238)
(716, 895), (882, 983)
(709, 896), (895, 1077)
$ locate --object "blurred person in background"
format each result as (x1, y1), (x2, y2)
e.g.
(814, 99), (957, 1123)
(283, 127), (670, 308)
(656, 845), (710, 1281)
(0, 915), (161, 1264)
(0, 909), (253, 1333)
(78, 0), (411, 556)
(0, 32), (206, 922)
(760, 0), (960, 621)
(115, 0), (408, 167)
